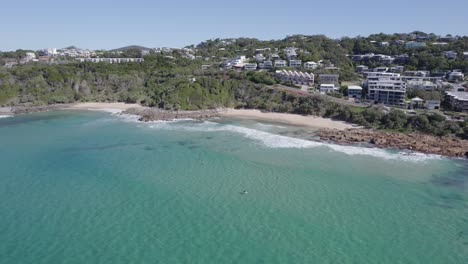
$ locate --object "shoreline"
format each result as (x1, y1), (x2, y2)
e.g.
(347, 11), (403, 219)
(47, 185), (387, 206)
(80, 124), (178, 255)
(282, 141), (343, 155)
(219, 109), (357, 131)
(3, 103), (467, 158)
(67, 102), (147, 113)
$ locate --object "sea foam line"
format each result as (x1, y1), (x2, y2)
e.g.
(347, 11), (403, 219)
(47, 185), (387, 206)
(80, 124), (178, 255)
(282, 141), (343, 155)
(141, 119), (443, 162)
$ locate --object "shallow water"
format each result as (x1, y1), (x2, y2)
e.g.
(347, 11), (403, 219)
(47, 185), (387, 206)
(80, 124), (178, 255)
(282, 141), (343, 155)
(0, 111), (467, 263)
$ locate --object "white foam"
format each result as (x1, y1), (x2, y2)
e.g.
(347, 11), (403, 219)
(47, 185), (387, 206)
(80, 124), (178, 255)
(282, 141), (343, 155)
(0, 115), (13, 119)
(140, 120), (443, 161)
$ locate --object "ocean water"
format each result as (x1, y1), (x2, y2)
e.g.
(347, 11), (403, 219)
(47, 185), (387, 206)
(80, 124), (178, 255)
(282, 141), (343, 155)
(0, 110), (467, 264)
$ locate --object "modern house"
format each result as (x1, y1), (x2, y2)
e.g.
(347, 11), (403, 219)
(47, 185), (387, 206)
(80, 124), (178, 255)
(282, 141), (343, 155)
(319, 84), (337, 94)
(304, 61), (318, 70)
(274, 60), (287, 68)
(275, 69), (314, 86)
(289, 60), (302, 68)
(445, 91), (468, 112)
(367, 74), (406, 105)
(347, 86), (363, 99)
(41, 48), (57, 56)
(244, 63), (258, 71)
(410, 97), (424, 109)
(318, 74), (339, 85)
(378, 42), (390, 47)
(270, 54), (280, 60)
(448, 71), (465, 82)
(284, 47), (297, 59)
(259, 61), (273, 69)
(255, 54), (265, 62)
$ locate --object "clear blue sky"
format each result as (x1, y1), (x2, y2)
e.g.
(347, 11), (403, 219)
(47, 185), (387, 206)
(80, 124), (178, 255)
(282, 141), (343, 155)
(2, 0), (467, 51)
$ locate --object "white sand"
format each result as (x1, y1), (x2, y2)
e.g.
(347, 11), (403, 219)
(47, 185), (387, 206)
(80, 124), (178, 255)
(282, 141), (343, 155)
(68, 102), (146, 113)
(220, 109), (356, 130)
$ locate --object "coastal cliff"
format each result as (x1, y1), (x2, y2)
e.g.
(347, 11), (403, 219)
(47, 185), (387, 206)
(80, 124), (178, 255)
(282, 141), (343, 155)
(318, 128), (468, 158)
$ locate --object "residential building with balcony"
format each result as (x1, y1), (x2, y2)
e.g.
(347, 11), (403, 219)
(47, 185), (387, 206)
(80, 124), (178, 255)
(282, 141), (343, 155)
(289, 60), (302, 68)
(259, 61), (273, 69)
(445, 91), (468, 112)
(347, 86), (363, 99)
(318, 74), (339, 85)
(276, 70), (314, 86)
(304, 61), (318, 70)
(367, 74), (406, 105)
(244, 63), (258, 71)
(274, 60), (287, 68)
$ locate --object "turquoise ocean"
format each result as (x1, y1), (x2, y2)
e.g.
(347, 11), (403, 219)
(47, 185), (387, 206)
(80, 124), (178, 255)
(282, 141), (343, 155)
(0, 110), (467, 263)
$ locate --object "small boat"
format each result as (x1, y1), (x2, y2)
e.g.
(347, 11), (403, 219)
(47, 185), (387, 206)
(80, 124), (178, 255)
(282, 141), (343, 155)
(240, 190), (248, 195)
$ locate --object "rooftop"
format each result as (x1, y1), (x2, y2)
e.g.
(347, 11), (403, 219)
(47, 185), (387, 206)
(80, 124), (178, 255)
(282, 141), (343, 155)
(348, 85), (362, 90)
(446, 91), (468, 101)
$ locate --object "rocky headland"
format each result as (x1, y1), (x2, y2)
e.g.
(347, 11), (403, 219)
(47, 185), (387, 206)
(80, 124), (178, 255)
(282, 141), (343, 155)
(318, 128), (468, 158)
(123, 108), (222, 122)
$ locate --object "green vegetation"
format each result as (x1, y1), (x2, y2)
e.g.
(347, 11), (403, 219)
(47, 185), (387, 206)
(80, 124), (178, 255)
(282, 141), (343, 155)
(1, 33), (468, 140)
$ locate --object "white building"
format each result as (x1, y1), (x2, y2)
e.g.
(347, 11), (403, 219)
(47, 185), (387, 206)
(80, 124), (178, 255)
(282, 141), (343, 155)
(25, 52), (36, 60)
(410, 97), (424, 109)
(319, 84), (337, 94)
(448, 71), (465, 82)
(284, 47), (297, 59)
(464, 52), (468, 59)
(445, 91), (468, 112)
(244, 63), (258, 71)
(41, 48), (57, 56)
(289, 60), (302, 68)
(276, 69), (314, 86)
(255, 54), (265, 62)
(445, 51), (458, 59)
(347, 86), (363, 99)
(367, 75), (406, 105)
(269, 54), (280, 60)
(259, 61), (273, 69)
(304, 61), (318, 70)
(274, 60), (287, 68)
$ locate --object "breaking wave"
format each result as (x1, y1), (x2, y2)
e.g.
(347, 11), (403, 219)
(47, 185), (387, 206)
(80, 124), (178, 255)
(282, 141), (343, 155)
(139, 119), (443, 162)
(0, 115), (13, 119)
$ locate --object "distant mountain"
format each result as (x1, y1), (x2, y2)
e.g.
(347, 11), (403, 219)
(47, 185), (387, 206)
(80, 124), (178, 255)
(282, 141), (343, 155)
(63, 46), (79, 50)
(110, 45), (151, 52)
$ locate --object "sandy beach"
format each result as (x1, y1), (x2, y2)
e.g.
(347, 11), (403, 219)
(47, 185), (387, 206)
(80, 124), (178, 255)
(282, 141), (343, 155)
(220, 109), (356, 130)
(68, 102), (146, 113)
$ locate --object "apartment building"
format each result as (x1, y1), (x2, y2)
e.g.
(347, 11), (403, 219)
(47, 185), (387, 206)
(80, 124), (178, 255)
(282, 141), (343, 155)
(367, 75), (406, 105)
(289, 60), (302, 68)
(445, 91), (468, 112)
(259, 61), (273, 69)
(347, 86), (363, 99)
(304, 61), (318, 70)
(244, 63), (258, 71)
(276, 70), (314, 86)
(274, 60), (287, 68)
(318, 74), (339, 85)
